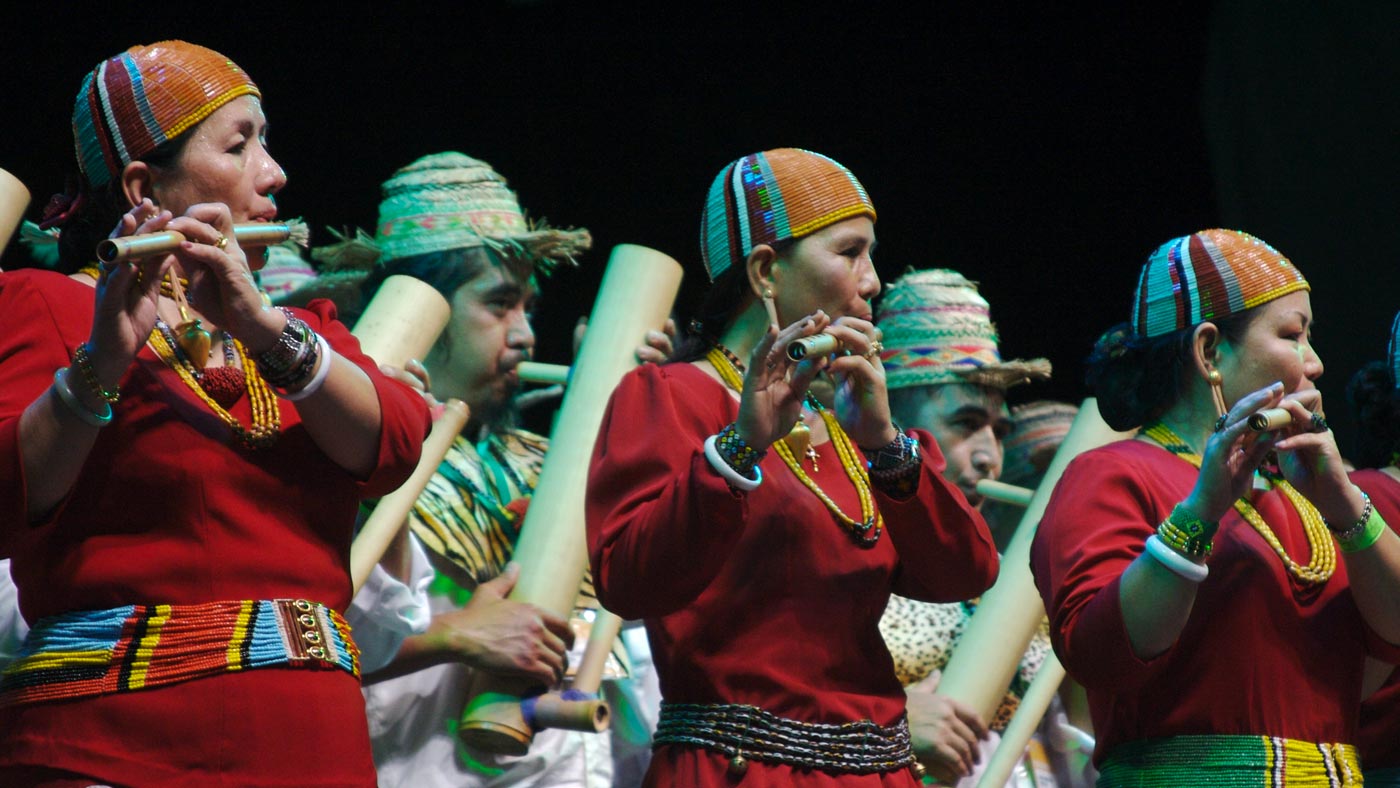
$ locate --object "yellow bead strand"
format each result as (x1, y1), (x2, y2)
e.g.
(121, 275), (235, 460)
(148, 327), (280, 450)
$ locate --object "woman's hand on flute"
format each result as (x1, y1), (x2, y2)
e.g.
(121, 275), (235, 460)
(735, 311), (830, 449)
(86, 199), (174, 387)
(163, 203), (284, 352)
(1269, 390), (1366, 524)
(823, 316), (898, 449)
(1182, 382), (1286, 523)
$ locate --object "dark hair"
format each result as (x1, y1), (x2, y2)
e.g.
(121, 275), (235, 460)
(52, 134), (193, 275)
(672, 237), (799, 363)
(1086, 310), (1257, 431)
(359, 244), (533, 305)
(1347, 361), (1400, 468)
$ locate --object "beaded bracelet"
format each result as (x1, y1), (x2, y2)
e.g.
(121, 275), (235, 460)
(715, 422), (766, 478)
(1329, 492), (1387, 553)
(703, 433), (762, 492)
(864, 426), (918, 471)
(279, 335), (332, 401)
(1144, 534), (1209, 583)
(1156, 503), (1218, 559)
(71, 343), (120, 404)
(51, 368), (112, 427)
(257, 309), (316, 379)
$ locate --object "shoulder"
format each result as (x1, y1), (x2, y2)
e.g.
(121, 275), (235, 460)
(614, 362), (723, 407)
(0, 269), (91, 344)
(0, 268), (88, 308)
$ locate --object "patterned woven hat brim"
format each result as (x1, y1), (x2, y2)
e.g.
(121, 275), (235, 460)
(375, 151), (588, 270)
(74, 41), (260, 188)
(699, 148), (875, 281)
(1131, 229), (1309, 339)
(1000, 401), (1079, 486)
(877, 269), (1051, 391)
(1389, 311), (1400, 391)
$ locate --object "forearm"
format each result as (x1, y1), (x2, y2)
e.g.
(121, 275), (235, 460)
(291, 353), (384, 478)
(1343, 530), (1400, 645)
(17, 381), (105, 520)
(1118, 550), (1199, 658)
(363, 629), (455, 684)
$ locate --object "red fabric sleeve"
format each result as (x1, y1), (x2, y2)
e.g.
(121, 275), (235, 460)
(883, 429), (1000, 602)
(1349, 469), (1400, 663)
(294, 299), (430, 498)
(586, 364), (751, 620)
(1030, 448), (1168, 692)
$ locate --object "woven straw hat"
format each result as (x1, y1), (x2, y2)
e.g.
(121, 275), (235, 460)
(1000, 401), (1079, 487)
(700, 148), (875, 281)
(1132, 229), (1309, 339)
(74, 41), (260, 188)
(374, 152), (589, 269)
(877, 269), (1051, 390)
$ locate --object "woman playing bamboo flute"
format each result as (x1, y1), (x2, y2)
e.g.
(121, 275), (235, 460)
(1031, 229), (1400, 786)
(586, 148), (1000, 786)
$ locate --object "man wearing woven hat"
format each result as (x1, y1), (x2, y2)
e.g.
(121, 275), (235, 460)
(348, 152), (661, 788)
(874, 268), (1055, 785)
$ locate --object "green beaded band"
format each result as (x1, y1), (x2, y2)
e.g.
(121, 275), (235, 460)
(72, 343), (120, 403)
(716, 422), (766, 478)
(1156, 503), (1218, 559)
(1335, 494), (1387, 553)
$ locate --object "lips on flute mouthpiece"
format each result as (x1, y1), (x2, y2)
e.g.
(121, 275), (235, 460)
(786, 333), (842, 361)
(96, 223), (293, 263)
(1247, 408), (1292, 432)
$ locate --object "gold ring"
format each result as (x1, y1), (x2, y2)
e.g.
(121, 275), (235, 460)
(864, 341), (883, 359)
(214, 233), (229, 251)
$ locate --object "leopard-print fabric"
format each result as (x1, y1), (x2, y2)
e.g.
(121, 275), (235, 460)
(879, 594), (1053, 732)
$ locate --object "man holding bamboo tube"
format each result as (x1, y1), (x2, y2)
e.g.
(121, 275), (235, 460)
(345, 153), (664, 788)
(873, 269), (1062, 785)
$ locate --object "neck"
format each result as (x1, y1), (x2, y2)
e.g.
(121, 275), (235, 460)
(1149, 393), (1219, 455)
(716, 298), (770, 362)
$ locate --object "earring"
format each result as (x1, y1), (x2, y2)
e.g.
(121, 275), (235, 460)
(761, 287), (780, 327)
(1207, 369), (1228, 420)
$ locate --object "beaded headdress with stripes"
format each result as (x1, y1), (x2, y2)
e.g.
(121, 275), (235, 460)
(1132, 229), (1309, 339)
(73, 41), (260, 188)
(699, 148), (876, 281)
(1389, 310), (1400, 391)
(876, 268), (1050, 390)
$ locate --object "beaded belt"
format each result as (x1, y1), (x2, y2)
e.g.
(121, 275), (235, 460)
(1098, 734), (1361, 787)
(0, 599), (359, 708)
(653, 701), (919, 777)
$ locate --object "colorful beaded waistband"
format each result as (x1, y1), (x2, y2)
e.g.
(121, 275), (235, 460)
(0, 599), (359, 707)
(1098, 734), (1361, 787)
(653, 701), (917, 776)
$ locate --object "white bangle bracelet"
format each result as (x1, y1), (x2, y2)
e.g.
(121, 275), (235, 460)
(1144, 534), (1209, 583)
(52, 368), (112, 427)
(280, 335), (332, 401)
(703, 434), (762, 492)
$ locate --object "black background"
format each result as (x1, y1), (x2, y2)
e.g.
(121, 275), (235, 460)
(3, 2), (1397, 452)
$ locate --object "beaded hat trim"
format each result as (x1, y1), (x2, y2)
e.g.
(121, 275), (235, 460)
(74, 41), (260, 188)
(1131, 229), (1309, 339)
(700, 148), (876, 281)
(1389, 310), (1400, 391)
(876, 268), (1050, 390)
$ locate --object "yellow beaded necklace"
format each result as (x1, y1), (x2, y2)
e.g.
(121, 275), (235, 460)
(707, 346), (882, 546)
(148, 326), (281, 450)
(1143, 421), (1335, 585)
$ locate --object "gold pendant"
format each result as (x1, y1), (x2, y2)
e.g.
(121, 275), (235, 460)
(783, 419), (819, 471)
(176, 319), (212, 371)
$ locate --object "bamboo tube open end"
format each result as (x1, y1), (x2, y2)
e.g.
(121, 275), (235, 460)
(457, 720), (533, 755)
(531, 694), (611, 733)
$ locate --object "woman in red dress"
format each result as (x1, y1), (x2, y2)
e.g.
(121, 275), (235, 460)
(0, 41), (428, 787)
(586, 148), (1000, 786)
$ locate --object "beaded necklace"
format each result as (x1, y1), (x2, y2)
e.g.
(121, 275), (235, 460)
(148, 321), (280, 450)
(707, 346), (882, 546)
(1142, 421), (1335, 585)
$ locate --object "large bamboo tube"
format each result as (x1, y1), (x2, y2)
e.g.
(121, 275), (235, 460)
(975, 655), (1068, 788)
(458, 244), (683, 754)
(572, 610), (625, 695)
(352, 275), (451, 370)
(350, 400), (469, 594)
(935, 399), (1132, 725)
(0, 168), (30, 258)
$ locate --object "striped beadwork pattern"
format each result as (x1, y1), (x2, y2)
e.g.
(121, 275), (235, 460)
(73, 41), (260, 188)
(1132, 229), (1309, 339)
(1098, 734), (1361, 787)
(0, 599), (357, 708)
(1000, 401), (1079, 487)
(1388, 310), (1400, 391)
(699, 148), (875, 281)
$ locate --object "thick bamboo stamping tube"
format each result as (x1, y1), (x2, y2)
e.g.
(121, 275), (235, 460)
(350, 400), (469, 594)
(976, 479), (1034, 508)
(975, 655), (1069, 788)
(459, 244), (683, 754)
(572, 610), (624, 695)
(517, 361), (571, 386)
(935, 399), (1132, 726)
(352, 275), (451, 370)
(0, 167), (30, 258)
(95, 222), (294, 263)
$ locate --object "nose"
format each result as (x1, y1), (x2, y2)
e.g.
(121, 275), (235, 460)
(857, 254), (881, 301)
(258, 146), (287, 195)
(1305, 341), (1324, 381)
(509, 307), (536, 351)
(968, 429), (1003, 481)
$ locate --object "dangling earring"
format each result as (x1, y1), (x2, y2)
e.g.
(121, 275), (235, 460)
(761, 287), (780, 327)
(1207, 368), (1228, 423)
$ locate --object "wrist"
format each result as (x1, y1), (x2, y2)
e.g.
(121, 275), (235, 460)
(241, 306), (289, 356)
(1319, 485), (1368, 527)
(857, 423), (900, 452)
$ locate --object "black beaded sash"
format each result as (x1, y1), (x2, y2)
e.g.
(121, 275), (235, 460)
(653, 701), (917, 775)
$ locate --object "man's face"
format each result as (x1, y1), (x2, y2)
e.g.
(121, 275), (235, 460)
(893, 383), (1011, 509)
(425, 260), (537, 425)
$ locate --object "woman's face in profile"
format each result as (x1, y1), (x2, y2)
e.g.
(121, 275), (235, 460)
(769, 216), (880, 326)
(151, 95), (285, 223)
(1218, 290), (1324, 405)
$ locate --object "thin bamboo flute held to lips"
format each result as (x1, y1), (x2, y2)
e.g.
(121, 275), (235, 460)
(95, 223), (294, 263)
(976, 479), (1035, 508)
(0, 167), (30, 259)
(346, 275), (455, 593)
(458, 244), (684, 755)
(934, 400), (1133, 730)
